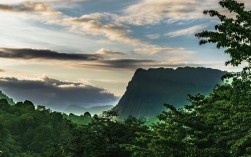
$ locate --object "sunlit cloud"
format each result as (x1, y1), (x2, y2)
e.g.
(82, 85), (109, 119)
(95, 48), (126, 56)
(121, 0), (251, 25)
(166, 25), (207, 37)
(63, 14), (147, 46)
(121, 0), (206, 25)
(0, 1), (196, 56)
(0, 0), (87, 5)
(134, 47), (194, 56)
(0, 2), (62, 17)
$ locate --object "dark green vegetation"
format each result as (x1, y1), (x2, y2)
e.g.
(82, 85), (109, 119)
(0, 100), (71, 157)
(64, 112), (92, 125)
(0, 0), (251, 156)
(0, 99), (149, 157)
(115, 67), (226, 119)
(0, 91), (15, 106)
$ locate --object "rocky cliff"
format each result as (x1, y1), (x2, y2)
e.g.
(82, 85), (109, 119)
(115, 67), (226, 119)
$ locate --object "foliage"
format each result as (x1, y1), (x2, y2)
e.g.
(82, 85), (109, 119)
(0, 100), (149, 157)
(64, 112), (92, 125)
(128, 80), (251, 156)
(196, 0), (251, 66)
(0, 100), (73, 157)
(66, 111), (148, 157)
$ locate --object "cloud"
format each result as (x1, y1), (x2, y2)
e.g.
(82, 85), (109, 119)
(78, 58), (203, 70)
(0, 77), (118, 111)
(121, 0), (251, 26)
(0, 1), (199, 59)
(134, 47), (194, 56)
(1, 0), (250, 46)
(63, 13), (147, 46)
(0, 1), (197, 55)
(0, 2), (62, 17)
(146, 34), (160, 40)
(0, 46), (196, 71)
(0, 0), (86, 5)
(0, 48), (102, 61)
(95, 48), (125, 56)
(0, 2), (147, 47)
(99, 59), (156, 69)
(121, 0), (206, 25)
(166, 25), (207, 37)
(0, 47), (195, 70)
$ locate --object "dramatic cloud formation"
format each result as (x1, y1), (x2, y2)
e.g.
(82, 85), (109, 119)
(122, 0), (251, 25)
(0, 0), (250, 46)
(63, 13), (147, 46)
(0, 3), (131, 46)
(0, 47), (196, 70)
(0, 1), (196, 54)
(166, 25), (207, 37)
(121, 0), (207, 25)
(0, 48), (101, 61)
(0, 77), (118, 111)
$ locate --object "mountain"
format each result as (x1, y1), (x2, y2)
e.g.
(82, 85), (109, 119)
(64, 104), (114, 115)
(114, 67), (226, 119)
(0, 90), (15, 105)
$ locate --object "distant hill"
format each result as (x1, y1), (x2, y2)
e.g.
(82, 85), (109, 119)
(64, 104), (114, 115)
(114, 67), (226, 119)
(0, 90), (15, 105)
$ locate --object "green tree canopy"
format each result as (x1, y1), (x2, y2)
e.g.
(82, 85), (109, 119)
(196, 0), (251, 66)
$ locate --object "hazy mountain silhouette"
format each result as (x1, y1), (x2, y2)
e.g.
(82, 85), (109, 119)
(64, 104), (114, 115)
(114, 67), (226, 119)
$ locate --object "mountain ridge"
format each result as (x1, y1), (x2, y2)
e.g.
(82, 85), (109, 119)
(114, 67), (226, 119)
(64, 104), (114, 115)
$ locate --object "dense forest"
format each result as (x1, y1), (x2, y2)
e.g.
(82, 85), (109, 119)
(0, 0), (251, 156)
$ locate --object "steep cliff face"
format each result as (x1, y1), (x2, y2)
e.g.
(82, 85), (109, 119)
(115, 67), (226, 119)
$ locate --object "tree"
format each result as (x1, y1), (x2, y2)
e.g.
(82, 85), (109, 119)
(196, 0), (251, 66)
(84, 112), (91, 118)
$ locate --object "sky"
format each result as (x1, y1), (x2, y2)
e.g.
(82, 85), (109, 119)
(0, 0), (250, 111)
